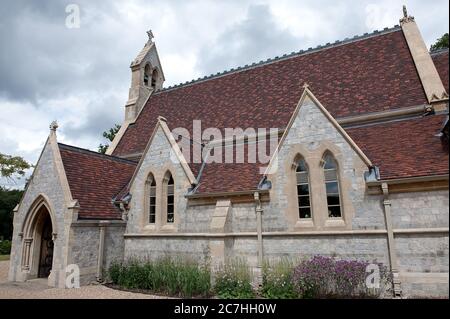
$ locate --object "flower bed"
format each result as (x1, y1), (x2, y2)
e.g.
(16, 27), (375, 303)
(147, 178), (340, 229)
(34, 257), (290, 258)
(108, 257), (211, 298)
(108, 255), (392, 299)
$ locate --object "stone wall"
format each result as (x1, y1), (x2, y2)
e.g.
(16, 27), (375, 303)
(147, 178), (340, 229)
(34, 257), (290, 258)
(390, 191), (449, 229)
(122, 95), (448, 298)
(124, 237), (210, 263)
(126, 125), (192, 235)
(70, 223), (126, 285)
(8, 138), (71, 288)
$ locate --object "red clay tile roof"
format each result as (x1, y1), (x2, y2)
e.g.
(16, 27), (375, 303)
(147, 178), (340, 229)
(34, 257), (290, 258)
(347, 114), (449, 180)
(58, 144), (137, 219)
(194, 115), (450, 193)
(194, 143), (270, 193)
(109, 27), (450, 194)
(51, 28), (448, 217)
(113, 27), (428, 160)
(432, 49), (449, 92)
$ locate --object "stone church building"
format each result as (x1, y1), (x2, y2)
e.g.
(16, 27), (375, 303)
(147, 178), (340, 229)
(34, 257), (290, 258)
(8, 11), (449, 297)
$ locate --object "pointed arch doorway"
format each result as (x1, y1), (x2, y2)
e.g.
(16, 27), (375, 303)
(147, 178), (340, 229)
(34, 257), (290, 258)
(37, 212), (54, 278)
(21, 196), (56, 281)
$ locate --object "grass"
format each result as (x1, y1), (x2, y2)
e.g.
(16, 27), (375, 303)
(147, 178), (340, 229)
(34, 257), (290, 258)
(0, 255), (10, 261)
(109, 257), (212, 298)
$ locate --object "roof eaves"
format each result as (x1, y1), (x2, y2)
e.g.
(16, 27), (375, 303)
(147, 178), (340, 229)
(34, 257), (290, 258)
(430, 47), (449, 56)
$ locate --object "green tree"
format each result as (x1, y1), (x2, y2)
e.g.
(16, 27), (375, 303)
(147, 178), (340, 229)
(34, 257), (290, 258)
(430, 33), (449, 51)
(0, 153), (31, 181)
(98, 124), (121, 154)
(0, 153), (30, 241)
(0, 187), (23, 240)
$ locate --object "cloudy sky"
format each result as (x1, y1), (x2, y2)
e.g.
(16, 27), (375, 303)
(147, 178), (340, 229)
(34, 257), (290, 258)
(0, 0), (448, 187)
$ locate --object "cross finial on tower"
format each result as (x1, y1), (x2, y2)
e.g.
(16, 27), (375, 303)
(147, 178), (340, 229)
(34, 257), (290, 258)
(303, 82), (310, 89)
(50, 120), (58, 132)
(400, 5), (414, 24)
(146, 29), (154, 42)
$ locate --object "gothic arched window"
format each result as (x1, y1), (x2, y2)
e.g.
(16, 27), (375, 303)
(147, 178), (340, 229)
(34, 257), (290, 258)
(296, 157), (312, 219)
(147, 173), (156, 224)
(165, 173), (175, 223)
(322, 153), (342, 218)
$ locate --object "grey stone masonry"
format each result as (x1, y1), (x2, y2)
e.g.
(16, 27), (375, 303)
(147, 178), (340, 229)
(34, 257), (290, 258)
(70, 223), (126, 285)
(121, 94), (449, 298)
(9, 137), (71, 288)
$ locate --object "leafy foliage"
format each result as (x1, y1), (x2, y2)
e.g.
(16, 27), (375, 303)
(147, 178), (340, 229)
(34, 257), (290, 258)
(213, 259), (255, 299)
(109, 255), (393, 299)
(261, 258), (297, 299)
(98, 124), (121, 154)
(292, 255), (392, 298)
(430, 33), (449, 51)
(108, 257), (211, 298)
(0, 153), (31, 181)
(0, 187), (23, 240)
(0, 240), (11, 255)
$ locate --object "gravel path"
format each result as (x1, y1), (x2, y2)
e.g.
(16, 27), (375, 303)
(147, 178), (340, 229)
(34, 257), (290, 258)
(0, 260), (168, 299)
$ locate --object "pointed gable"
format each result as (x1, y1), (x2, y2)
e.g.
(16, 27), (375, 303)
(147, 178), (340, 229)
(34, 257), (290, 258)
(113, 27), (427, 158)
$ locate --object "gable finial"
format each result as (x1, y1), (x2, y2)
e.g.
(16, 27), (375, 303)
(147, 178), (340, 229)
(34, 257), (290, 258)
(49, 120), (58, 132)
(146, 29), (154, 43)
(400, 5), (414, 24)
(302, 82), (310, 89)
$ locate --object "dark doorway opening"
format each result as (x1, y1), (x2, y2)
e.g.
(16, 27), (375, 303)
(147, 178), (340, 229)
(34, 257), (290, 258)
(38, 213), (54, 278)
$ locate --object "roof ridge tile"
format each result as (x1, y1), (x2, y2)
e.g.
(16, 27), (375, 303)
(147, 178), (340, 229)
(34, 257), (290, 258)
(58, 143), (137, 165)
(157, 25), (401, 94)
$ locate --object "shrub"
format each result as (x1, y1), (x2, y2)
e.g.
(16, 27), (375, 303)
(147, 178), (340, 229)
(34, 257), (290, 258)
(261, 258), (297, 299)
(108, 257), (211, 297)
(293, 255), (335, 298)
(292, 255), (392, 298)
(108, 261), (123, 284)
(214, 259), (255, 299)
(0, 240), (11, 255)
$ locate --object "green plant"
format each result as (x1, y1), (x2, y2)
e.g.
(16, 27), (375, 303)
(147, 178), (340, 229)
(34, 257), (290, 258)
(0, 240), (11, 255)
(214, 259), (255, 299)
(430, 33), (449, 51)
(108, 261), (122, 284)
(108, 257), (211, 298)
(292, 255), (392, 298)
(261, 258), (298, 299)
(0, 187), (24, 240)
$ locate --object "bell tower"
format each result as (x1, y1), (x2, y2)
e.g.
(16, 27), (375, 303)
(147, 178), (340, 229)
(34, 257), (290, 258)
(125, 30), (165, 121)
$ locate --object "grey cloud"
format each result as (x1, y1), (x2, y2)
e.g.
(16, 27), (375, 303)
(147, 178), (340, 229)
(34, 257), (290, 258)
(196, 4), (302, 76)
(194, 2), (372, 77)
(0, 1), (130, 103)
(62, 94), (123, 142)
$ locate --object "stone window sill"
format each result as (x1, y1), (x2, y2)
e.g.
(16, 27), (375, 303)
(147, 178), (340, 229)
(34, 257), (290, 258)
(294, 219), (315, 229)
(160, 224), (177, 232)
(324, 218), (346, 228)
(143, 224), (157, 232)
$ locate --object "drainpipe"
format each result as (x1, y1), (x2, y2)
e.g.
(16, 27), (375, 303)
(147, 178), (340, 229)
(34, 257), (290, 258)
(254, 192), (264, 268)
(381, 183), (402, 297)
(96, 223), (106, 282)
